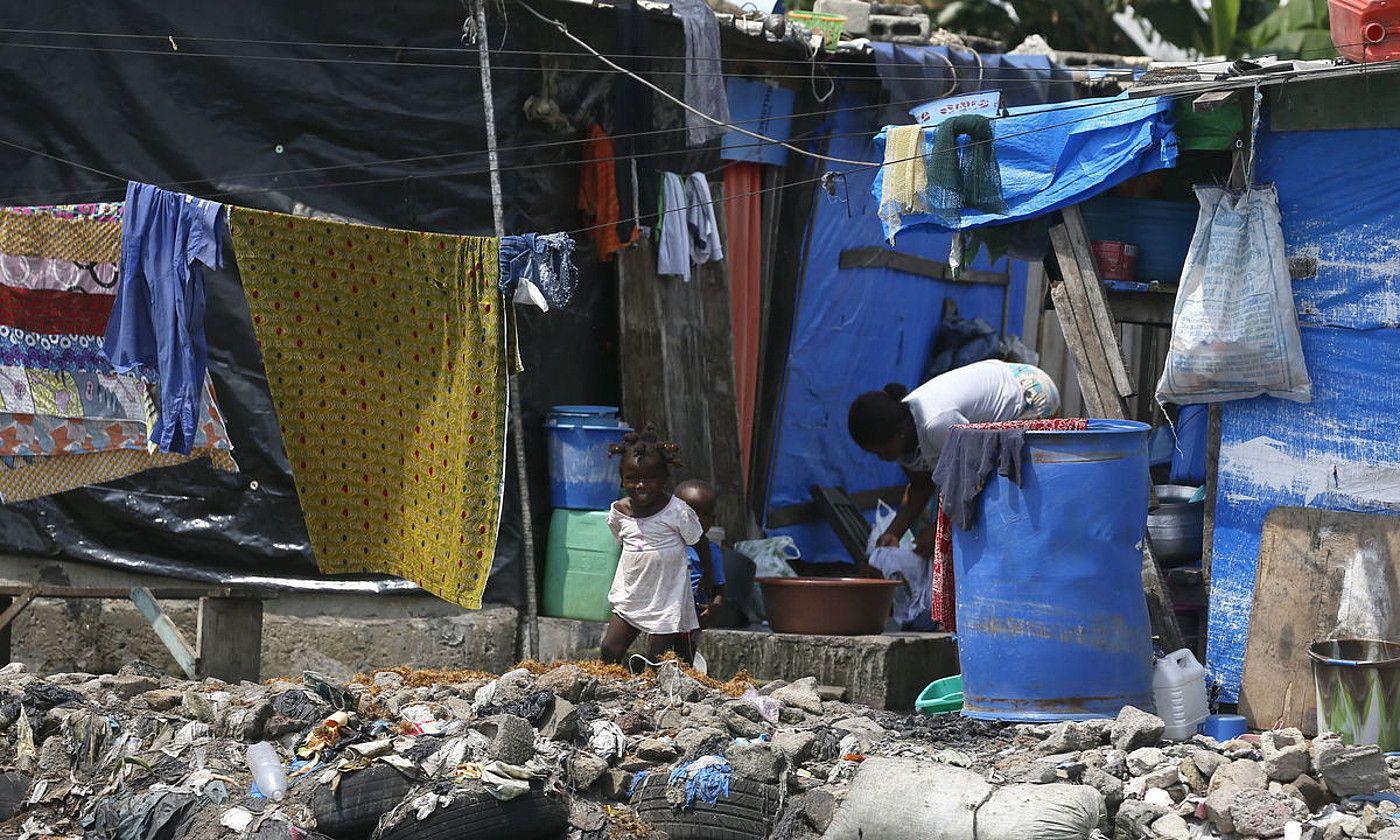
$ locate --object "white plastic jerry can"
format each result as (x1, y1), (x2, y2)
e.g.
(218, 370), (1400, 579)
(1153, 648), (1210, 741)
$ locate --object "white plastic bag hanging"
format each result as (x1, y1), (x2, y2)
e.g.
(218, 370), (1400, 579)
(866, 500), (915, 556)
(735, 536), (801, 578)
(1156, 87), (1311, 405)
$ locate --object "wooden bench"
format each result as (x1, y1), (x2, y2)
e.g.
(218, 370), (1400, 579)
(0, 585), (266, 682)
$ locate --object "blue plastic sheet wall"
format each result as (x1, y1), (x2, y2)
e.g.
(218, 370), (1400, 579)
(1208, 126), (1400, 702)
(760, 94), (1028, 562)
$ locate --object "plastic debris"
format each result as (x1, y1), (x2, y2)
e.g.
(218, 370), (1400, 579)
(667, 755), (733, 808)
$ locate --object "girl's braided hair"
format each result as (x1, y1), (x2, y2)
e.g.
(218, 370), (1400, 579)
(609, 424), (683, 469)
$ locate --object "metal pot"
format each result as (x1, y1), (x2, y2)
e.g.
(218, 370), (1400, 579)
(1147, 484), (1204, 567)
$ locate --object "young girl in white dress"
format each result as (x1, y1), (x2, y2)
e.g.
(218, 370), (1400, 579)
(599, 428), (708, 666)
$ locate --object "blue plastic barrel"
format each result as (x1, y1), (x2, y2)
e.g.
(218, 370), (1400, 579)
(545, 406), (631, 510)
(953, 419), (1155, 721)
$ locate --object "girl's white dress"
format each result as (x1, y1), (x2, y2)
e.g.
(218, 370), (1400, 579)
(607, 494), (704, 634)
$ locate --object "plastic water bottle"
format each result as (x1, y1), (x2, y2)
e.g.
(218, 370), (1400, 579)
(245, 741), (287, 801)
(1153, 649), (1210, 741)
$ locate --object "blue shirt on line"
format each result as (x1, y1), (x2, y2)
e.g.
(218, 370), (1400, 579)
(686, 542), (726, 606)
(103, 182), (225, 455)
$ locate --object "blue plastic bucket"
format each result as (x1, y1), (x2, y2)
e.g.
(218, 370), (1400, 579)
(545, 406), (630, 510)
(954, 419), (1155, 721)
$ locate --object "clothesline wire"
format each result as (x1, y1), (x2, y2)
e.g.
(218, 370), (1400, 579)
(0, 24), (1358, 72)
(0, 91), (1002, 207)
(0, 38), (1132, 85)
(0, 58), (1373, 218)
(0, 37), (1361, 87)
(560, 67), (1345, 239)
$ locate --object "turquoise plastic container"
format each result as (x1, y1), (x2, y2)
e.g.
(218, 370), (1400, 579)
(916, 675), (965, 715)
(545, 406), (630, 510)
(954, 419), (1155, 721)
(542, 508), (621, 622)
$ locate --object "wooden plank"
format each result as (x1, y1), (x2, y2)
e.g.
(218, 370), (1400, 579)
(1049, 224), (1124, 416)
(838, 247), (1011, 286)
(1201, 404), (1223, 586)
(197, 598), (263, 683)
(1269, 74), (1400, 132)
(1240, 508), (1400, 734)
(616, 187), (748, 541)
(1127, 60), (1385, 99)
(1192, 90), (1239, 113)
(766, 484), (907, 529)
(0, 597), (10, 666)
(1104, 289), (1177, 328)
(129, 587), (199, 680)
(1059, 206), (1136, 398)
(0, 585), (241, 600)
(0, 592), (34, 662)
(1142, 542), (1185, 654)
(1048, 280), (1120, 418)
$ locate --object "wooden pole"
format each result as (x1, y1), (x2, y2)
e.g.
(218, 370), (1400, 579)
(472, 0), (539, 660)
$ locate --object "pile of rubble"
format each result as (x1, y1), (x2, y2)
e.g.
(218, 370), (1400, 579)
(0, 657), (1393, 840)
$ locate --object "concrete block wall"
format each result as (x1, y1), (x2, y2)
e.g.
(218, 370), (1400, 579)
(0, 555), (519, 680)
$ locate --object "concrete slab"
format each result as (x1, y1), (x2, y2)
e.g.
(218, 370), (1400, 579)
(537, 616), (958, 710)
(0, 555), (519, 680)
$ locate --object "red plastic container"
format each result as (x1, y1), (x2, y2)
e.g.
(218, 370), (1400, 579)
(1090, 240), (1139, 282)
(1329, 0), (1400, 64)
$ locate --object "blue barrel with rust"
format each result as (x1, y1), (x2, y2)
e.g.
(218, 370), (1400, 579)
(953, 419), (1155, 721)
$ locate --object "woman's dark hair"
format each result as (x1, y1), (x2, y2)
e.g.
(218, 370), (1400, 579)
(847, 383), (911, 448)
(609, 424), (683, 473)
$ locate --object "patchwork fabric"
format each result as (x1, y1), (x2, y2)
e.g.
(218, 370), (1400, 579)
(0, 254), (119, 293)
(229, 208), (506, 609)
(0, 202), (236, 501)
(0, 380), (225, 457)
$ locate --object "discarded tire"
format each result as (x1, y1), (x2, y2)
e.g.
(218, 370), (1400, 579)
(0, 770), (31, 822)
(632, 774), (778, 840)
(374, 783), (569, 840)
(308, 763), (415, 840)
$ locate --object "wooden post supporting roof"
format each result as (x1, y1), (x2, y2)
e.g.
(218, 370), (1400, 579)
(1049, 206), (1185, 654)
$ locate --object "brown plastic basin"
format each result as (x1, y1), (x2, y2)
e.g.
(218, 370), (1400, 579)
(758, 577), (900, 636)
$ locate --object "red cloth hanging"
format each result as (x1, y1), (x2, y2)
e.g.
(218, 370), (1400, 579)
(723, 162), (763, 487)
(578, 125), (638, 262)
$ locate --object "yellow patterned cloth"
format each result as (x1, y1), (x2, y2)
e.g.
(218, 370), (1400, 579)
(878, 124), (929, 236)
(0, 447), (235, 502)
(0, 208), (122, 263)
(228, 208), (506, 609)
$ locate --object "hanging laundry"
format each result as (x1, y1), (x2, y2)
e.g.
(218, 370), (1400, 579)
(685, 173), (723, 265)
(0, 201), (236, 503)
(873, 94), (1178, 241)
(227, 209), (506, 610)
(656, 173), (691, 280)
(103, 182), (226, 455)
(722, 162), (762, 485)
(656, 173), (725, 282)
(578, 126), (639, 262)
(878, 125), (930, 237)
(926, 115), (1006, 227)
(671, 0), (731, 146)
(498, 233), (579, 311)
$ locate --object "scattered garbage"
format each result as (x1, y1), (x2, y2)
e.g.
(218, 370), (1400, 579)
(0, 657), (1393, 840)
(246, 741), (288, 801)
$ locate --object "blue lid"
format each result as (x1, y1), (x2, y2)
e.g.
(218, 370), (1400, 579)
(550, 405), (620, 416)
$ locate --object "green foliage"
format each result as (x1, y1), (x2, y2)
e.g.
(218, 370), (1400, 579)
(931, 0), (1334, 59)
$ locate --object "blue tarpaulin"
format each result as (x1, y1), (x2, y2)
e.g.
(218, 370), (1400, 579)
(760, 94), (1028, 562)
(1207, 125), (1400, 703)
(872, 95), (1179, 240)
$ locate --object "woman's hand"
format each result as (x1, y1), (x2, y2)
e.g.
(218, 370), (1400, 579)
(874, 530), (903, 549)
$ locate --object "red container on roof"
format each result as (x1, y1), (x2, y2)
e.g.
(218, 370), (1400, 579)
(1329, 0), (1400, 63)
